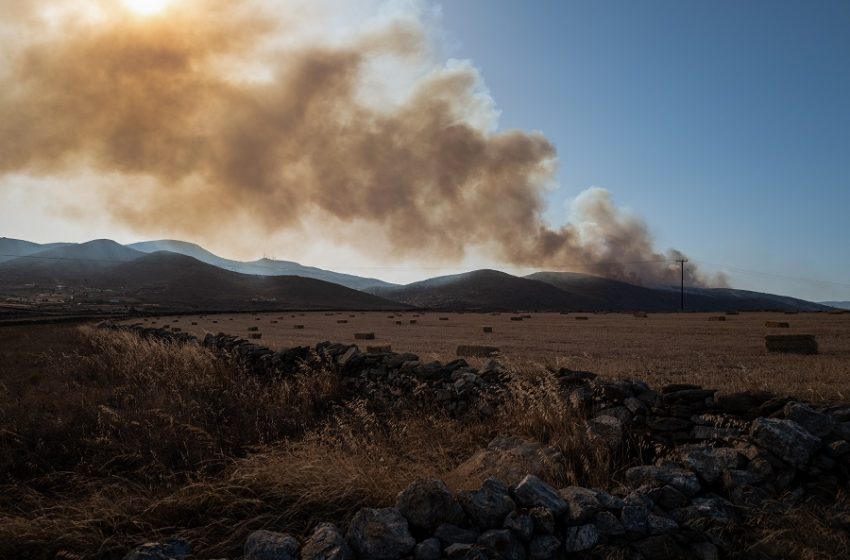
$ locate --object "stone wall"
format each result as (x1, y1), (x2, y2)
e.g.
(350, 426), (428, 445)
(102, 324), (850, 560)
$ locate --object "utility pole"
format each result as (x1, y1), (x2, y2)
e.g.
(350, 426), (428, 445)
(679, 258), (688, 311)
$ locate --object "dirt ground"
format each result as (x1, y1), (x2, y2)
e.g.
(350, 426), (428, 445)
(126, 310), (850, 402)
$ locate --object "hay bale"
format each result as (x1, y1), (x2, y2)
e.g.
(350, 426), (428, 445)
(483, 326), (493, 333)
(708, 316), (726, 322)
(409, 320), (417, 324)
(726, 311), (739, 315)
(247, 326), (259, 332)
(367, 344), (392, 353)
(456, 345), (500, 358)
(293, 325), (305, 329)
(439, 317), (449, 321)
(191, 322), (198, 325)
(354, 332), (375, 340)
(212, 321), (218, 324)
(523, 314), (532, 319)
(325, 313), (334, 316)
(337, 320), (348, 324)
(395, 321), (403, 325)
(765, 334), (818, 355)
(510, 317), (523, 321)
(172, 328), (182, 332)
(633, 312), (647, 318)
(271, 320), (278, 324)
(575, 316), (589, 321)
(784, 311), (798, 315)
(248, 333), (262, 340)
(765, 321), (790, 328)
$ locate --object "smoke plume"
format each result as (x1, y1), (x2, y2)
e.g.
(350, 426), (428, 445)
(0, 0), (723, 287)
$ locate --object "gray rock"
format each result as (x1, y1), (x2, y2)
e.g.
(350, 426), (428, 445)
(435, 523), (480, 547)
(301, 523), (352, 560)
(585, 415), (624, 448)
(784, 402), (834, 437)
(459, 478), (516, 530)
(620, 505), (649, 538)
(529, 507), (555, 535)
(625, 465), (701, 496)
(645, 485), (689, 510)
(346, 508), (415, 560)
(749, 418), (821, 469)
(591, 488), (624, 510)
(596, 406), (633, 424)
(123, 539), (191, 560)
(396, 478), (465, 532)
(670, 496), (736, 525)
(244, 530), (300, 560)
(503, 511), (534, 541)
(512, 475), (567, 515)
(477, 529), (526, 560)
(648, 417), (693, 432)
(559, 486), (602, 523)
(527, 535), (561, 560)
(633, 535), (689, 560)
(690, 542), (720, 560)
(414, 537), (442, 560)
(592, 511), (625, 538)
(449, 438), (564, 494)
(833, 422), (850, 440)
(624, 397), (648, 414)
(563, 524), (598, 552)
(681, 446), (743, 484)
(647, 513), (678, 535)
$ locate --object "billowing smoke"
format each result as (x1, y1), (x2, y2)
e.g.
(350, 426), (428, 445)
(0, 0), (723, 287)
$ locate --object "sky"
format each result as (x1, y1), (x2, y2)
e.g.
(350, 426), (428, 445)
(1, 0), (848, 301)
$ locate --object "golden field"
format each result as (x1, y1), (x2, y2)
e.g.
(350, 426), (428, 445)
(132, 310), (850, 402)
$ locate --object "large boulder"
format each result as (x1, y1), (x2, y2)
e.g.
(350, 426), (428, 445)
(512, 475), (567, 516)
(563, 524), (598, 552)
(346, 508), (415, 560)
(477, 529), (526, 560)
(585, 415), (624, 448)
(458, 478), (517, 530)
(301, 523), (353, 560)
(749, 418), (821, 469)
(244, 530), (300, 560)
(784, 402), (834, 437)
(559, 486), (602, 523)
(396, 478), (466, 532)
(625, 465), (701, 496)
(681, 447), (743, 484)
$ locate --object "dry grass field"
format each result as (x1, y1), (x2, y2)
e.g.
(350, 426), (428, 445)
(2, 314), (849, 559)
(130, 310), (850, 402)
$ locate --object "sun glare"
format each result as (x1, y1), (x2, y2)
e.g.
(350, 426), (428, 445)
(122, 0), (171, 16)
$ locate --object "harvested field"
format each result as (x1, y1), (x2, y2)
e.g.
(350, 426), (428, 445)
(128, 311), (850, 401)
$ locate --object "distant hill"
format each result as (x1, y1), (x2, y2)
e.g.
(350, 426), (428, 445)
(128, 240), (395, 290)
(96, 252), (405, 310)
(367, 269), (602, 311)
(0, 237), (836, 313)
(0, 240), (143, 284)
(369, 269), (834, 312)
(527, 271), (696, 311)
(0, 238), (73, 264)
(820, 301), (850, 310)
(674, 287), (834, 312)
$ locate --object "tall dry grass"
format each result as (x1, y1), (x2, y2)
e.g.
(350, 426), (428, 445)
(3, 324), (846, 559)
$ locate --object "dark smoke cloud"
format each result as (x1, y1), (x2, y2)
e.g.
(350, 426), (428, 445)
(0, 0), (724, 287)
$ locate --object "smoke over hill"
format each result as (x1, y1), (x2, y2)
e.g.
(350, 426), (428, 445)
(0, 0), (724, 287)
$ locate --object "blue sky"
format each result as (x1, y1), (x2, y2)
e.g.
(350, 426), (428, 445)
(0, 0), (847, 301)
(438, 0), (850, 300)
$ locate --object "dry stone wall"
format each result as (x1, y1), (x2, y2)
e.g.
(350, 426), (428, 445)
(102, 324), (850, 560)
